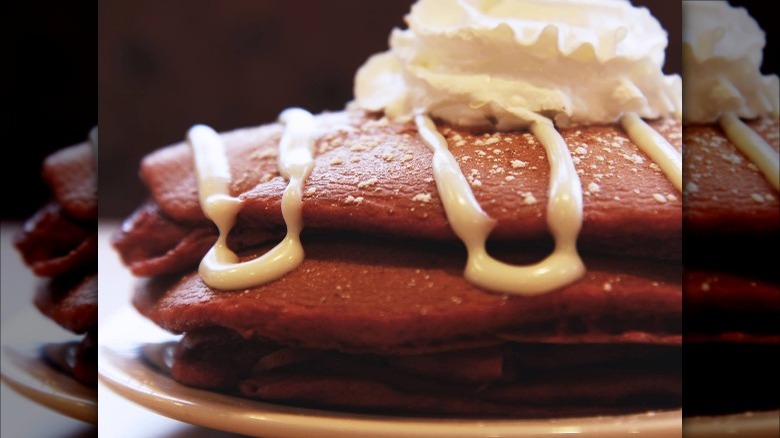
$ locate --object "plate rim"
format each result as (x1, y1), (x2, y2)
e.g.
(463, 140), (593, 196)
(0, 309), (97, 424)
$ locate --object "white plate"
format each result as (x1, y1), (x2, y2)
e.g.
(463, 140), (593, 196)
(684, 411), (780, 438)
(0, 308), (97, 423)
(99, 308), (684, 438)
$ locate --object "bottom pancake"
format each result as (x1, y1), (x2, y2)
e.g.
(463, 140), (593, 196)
(682, 269), (779, 415)
(683, 343), (779, 416)
(33, 274), (98, 386)
(41, 330), (97, 387)
(162, 328), (680, 417)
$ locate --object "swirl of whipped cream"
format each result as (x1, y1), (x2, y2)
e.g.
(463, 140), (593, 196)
(683, 1), (779, 124)
(355, 0), (680, 128)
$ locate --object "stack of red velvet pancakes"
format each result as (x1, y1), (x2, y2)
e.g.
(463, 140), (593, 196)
(681, 0), (779, 417)
(14, 141), (97, 386)
(683, 117), (779, 416)
(112, 0), (686, 419)
(113, 109), (682, 417)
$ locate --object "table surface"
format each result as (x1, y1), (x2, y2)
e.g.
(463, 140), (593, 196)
(1, 223), (97, 438)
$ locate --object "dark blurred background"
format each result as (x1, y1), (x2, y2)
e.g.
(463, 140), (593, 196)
(5, 2), (772, 219)
(99, 0), (681, 218)
(2, 2), (97, 219)
(100, 0), (414, 218)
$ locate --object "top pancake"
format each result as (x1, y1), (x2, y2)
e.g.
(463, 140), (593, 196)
(683, 117), (779, 238)
(122, 110), (682, 266)
(16, 142), (97, 277)
(42, 142), (97, 222)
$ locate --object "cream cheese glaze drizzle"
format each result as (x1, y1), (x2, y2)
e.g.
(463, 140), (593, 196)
(683, 1), (779, 192)
(620, 113), (682, 192)
(416, 114), (584, 294)
(189, 0), (681, 296)
(190, 108), (316, 290)
(353, 0), (679, 295)
(719, 112), (780, 191)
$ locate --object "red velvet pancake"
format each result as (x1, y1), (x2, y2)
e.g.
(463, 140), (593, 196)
(14, 141), (97, 387)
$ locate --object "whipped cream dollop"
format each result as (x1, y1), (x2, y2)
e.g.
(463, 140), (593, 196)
(683, 1), (779, 124)
(355, 0), (681, 128)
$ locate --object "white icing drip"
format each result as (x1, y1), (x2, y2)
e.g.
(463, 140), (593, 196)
(719, 112), (780, 191)
(620, 113), (682, 193)
(415, 114), (584, 295)
(190, 108), (317, 290)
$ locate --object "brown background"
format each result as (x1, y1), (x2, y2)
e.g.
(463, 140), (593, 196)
(99, 0), (681, 218)
(3, 2), (96, 219)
